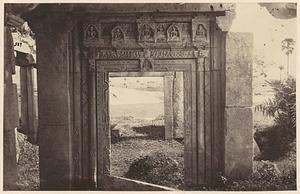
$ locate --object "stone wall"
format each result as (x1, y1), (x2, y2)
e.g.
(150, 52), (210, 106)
(224, 32), (253, 179)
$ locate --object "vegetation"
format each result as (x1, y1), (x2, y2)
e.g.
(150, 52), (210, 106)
(255, 77), (296, 139)
(281, 38), (296, 76)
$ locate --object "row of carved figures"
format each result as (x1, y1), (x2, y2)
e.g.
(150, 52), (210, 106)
(85, 23), (207, 43)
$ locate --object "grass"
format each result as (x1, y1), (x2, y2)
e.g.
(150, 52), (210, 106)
(16, 132), (39, 190)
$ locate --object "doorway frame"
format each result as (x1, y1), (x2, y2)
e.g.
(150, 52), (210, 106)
(94, 59), (196, 189)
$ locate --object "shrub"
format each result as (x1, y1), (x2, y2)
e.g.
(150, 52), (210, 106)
(125, 152), (184, 189)
(255, 77), (296, 139)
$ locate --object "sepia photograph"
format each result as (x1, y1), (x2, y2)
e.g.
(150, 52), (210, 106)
(2, 2), (297, 191)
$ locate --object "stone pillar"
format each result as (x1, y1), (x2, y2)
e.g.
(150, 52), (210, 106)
(3, 26), (18, 190)
(173, 72), (184, 139)
(164, 75), (174, 140)
(224, 32), (253, 179)
(30, 15), (77, 190)
(19, 65), (38, 144)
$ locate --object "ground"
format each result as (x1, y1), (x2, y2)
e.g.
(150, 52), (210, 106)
(15, 77), (296, 190)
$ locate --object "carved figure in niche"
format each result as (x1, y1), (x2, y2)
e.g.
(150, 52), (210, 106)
(140, 24), (154, 41)
(140, 58), (153, 71)
(156, 24), (165, 41)
(167, 25), (180, 42)
(195, 24), (207, 38)
(86, 25), (98, 40)
(112, 27), (124, 41)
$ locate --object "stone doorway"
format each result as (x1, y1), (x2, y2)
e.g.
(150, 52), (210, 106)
(78, 14), (228, 189)
(94, 59), (196, 190)
(21, 4), (253, 190)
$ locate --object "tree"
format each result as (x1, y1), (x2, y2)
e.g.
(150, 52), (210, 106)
(281, 38), (295, 77)
(278, 65), (284, 81)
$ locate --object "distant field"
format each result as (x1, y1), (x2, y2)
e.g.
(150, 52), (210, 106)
(110, 103), (164, 120)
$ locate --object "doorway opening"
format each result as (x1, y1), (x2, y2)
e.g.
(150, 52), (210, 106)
(109, 72), (184, 189)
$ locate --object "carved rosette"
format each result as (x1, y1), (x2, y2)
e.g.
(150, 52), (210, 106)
(167, 24), (182, 42)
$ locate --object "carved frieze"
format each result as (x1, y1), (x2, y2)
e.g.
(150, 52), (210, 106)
(151, 49), (195, 58)
(95, 48), (199, 60)
(96, 49), (144, 59)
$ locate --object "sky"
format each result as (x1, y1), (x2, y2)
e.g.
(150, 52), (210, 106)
(230, 3), (297, 79)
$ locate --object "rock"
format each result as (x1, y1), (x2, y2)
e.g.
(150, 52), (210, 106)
(111, 124), (120, 143)
(254, 126), (282, 160)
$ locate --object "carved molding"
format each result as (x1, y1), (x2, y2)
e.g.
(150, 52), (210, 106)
(97, 60), (140, 72)
(95, 48), (204, 60)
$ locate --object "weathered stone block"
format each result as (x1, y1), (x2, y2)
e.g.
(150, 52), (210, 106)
(225, 32), (253, 107)
(224, 107), (253, 179)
